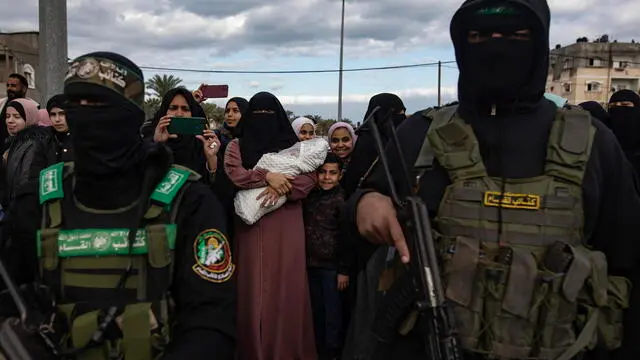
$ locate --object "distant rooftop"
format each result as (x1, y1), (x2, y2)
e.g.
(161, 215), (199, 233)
(551, 39), (640, 55)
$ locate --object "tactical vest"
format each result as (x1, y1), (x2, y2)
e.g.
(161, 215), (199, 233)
(412, 106), (631, 360)
(37, 162), (200, 360)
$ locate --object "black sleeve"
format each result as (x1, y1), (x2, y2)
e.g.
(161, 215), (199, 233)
(1, 188), (41, 288)
(161, 183), (236, 360)
(342, 110), (432, 269)
(582, 121), (640, 271)
(337, 201), (355, 276)
(581, 122), (640, 359)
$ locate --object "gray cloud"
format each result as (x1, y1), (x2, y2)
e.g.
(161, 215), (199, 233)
(3, 0), (638, 61)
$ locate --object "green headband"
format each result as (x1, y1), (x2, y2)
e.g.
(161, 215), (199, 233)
(64, 56), (144, 110)
(476, 5), (520, 15)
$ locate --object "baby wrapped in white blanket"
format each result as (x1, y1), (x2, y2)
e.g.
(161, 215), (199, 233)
(234, 137), (329, 225)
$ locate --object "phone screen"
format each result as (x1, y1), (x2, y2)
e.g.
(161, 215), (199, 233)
(201, 85), (229, 98)
(167, 117), (208, 135)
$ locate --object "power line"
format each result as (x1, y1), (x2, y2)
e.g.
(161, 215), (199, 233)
(137, 60), (457, 74)
(62, 50), (640, 75)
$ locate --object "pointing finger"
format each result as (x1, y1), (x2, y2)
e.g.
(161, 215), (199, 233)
(388, 216), (409, 263)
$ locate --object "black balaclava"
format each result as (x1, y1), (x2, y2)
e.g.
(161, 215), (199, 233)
(451, 0), (549, 116)
(64, 52), (147, 177)
(460, 5), (535, 101)
(238, 92), (298, 169)
(608, 89), (640, 156)
(152, 87), (207, 177)
(579, 101), (612, 128)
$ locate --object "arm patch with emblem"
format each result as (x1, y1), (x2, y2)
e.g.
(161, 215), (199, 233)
(192, 229), (235, 283)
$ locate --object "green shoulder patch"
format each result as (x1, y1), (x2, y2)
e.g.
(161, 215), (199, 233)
(39, 162), (65, 204)
(150, 166), (194, 206)
(192, 229), (234, 283)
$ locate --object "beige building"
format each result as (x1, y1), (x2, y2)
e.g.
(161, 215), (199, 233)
(546, 41), (640, 106)
(0, 31), (43, 104)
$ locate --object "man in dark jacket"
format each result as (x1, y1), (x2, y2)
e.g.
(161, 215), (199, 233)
(346, 1), (640, 359)
(2, 52), (235, 359)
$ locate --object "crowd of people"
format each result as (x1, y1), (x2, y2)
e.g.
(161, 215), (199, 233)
(0, 0), (639, 359)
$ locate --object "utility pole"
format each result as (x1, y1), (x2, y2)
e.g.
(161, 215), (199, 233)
(437, 61), (442, 106)
(337, 0), (345, 121)
(38, 0), (68, 102)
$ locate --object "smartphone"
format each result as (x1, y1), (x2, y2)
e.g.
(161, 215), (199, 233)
(201, 84), (229, 98)
(168, 117), (208, 135)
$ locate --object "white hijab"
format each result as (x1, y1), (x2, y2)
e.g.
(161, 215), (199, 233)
(291, 116), (315, 136)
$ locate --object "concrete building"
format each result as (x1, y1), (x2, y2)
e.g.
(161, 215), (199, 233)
(0, 31), (43, 104)
(546, 40), (640, 106)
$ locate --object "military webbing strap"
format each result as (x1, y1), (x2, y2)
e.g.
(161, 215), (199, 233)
(414, 105), (595, 185)
(144, 164), (201, 220)
(35, 163), (198, 360)
(555, 310), (600, 360)
(39, 162), (73, 228)
(38, 162), (200, 225)
(64, 303), (153, 360)
(414, 106), (458, 172)
(545, 107), (595, 185)
(425, 106), (488, 182)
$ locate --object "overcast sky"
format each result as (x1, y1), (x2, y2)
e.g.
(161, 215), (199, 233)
(1, 0), (638, 121)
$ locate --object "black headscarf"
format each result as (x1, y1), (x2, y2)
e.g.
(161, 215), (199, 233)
(342, 93), (405, 197)
(217, 97), (249, 146)
(358, 93), (406, 134)
(238, 92), (298, 169)
(579, 101), (611, 128)
(608, 89), (640, 157)
(152, 87), (208, 178)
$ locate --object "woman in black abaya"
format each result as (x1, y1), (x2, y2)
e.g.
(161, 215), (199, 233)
(150, 87), (219, 183)
(342, 93), (406, 197)
(608, 90), (640, 174)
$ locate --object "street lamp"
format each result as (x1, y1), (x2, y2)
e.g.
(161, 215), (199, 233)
(338, 0), (345, 121)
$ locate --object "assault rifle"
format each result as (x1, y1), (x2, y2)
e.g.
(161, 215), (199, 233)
(0, 252), (60, 359)
(365, 106), (462, 360)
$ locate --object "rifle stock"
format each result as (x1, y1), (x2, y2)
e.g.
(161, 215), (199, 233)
(366, 106), (462, 360)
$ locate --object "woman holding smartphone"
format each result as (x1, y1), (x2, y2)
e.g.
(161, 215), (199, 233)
(151, 87), (220, 183)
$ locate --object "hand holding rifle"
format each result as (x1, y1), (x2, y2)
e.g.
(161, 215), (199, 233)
(358, 107), (462, 360)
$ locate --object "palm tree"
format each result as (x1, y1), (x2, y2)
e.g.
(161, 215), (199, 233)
(145, 74), (184, 98)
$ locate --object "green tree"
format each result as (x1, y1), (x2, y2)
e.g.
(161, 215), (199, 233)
(145, 74), (184, 99)
(315, 119), (336, 136)
(201, 102), (225, 127)
(303, 114), (323, 124)
(143, 97), (161, 119)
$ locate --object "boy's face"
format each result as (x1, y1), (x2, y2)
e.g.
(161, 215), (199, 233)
(318, 162), (341, 190)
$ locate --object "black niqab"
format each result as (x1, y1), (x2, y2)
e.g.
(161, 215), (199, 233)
(579, 101), (611, 128)
(343, 93), (406, 197)
(153, 88), (208, 178)
(609, 89), (640, 159)
(358, 93), (406, 134)
(238, 92), (298, 169)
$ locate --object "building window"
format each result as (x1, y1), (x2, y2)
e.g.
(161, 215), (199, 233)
(588, 58), (603, 67)
(613, 61), (629, 70)
(563, 59), (572, 70)
(22, 64), (35, 89)
(563, 83), (571, 93)
(586, 81), (602, 92)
